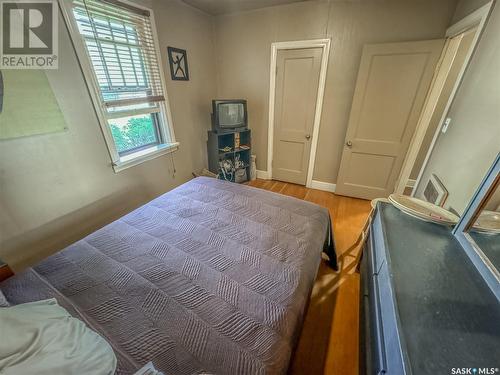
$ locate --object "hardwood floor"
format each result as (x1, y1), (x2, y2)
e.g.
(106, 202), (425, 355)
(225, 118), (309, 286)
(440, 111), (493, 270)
(246, 179), (372, 375)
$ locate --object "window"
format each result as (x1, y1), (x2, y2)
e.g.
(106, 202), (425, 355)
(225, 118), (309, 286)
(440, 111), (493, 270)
(64, 0), (177, 171)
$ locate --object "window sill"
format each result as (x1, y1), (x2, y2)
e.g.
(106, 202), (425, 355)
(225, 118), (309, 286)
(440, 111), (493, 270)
(112, 142), (179, 173)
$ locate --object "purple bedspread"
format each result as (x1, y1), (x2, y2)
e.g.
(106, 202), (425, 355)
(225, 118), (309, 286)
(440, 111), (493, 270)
(1, 177), (331, 374)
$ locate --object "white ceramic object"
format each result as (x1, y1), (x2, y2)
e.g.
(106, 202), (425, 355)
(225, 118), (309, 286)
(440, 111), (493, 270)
(371, 197), (390, 209)
(388, 194), (460, 225)
(250, 154), (257, 181)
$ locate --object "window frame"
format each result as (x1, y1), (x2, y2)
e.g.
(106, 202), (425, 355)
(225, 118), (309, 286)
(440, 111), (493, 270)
(59, 0), (178, 172)
(109, 112), (162, 157)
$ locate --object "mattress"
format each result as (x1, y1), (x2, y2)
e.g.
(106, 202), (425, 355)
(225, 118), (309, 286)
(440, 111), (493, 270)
(1, 177), (334, 374)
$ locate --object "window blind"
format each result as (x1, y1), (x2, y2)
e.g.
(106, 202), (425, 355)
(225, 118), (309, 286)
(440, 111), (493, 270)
(73, 0), (164, 112)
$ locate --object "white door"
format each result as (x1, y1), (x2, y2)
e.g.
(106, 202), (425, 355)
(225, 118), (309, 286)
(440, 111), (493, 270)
(272, 47), (322, 185)
(335, 40), (444, 200)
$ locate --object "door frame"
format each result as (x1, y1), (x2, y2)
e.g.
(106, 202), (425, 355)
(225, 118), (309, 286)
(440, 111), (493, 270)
(394, 1), (493, 195)
(267, 39), (331, 187)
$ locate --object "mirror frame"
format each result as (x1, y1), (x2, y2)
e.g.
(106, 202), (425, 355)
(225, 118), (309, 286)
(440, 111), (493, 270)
(453, 153), (500, 300)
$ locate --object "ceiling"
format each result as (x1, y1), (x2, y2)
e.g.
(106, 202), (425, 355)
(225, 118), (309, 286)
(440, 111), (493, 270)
(181, 0), (312, 15)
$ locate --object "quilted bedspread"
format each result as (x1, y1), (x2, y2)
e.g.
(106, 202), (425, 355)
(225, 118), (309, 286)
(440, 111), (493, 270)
(1, 177), (333, 374)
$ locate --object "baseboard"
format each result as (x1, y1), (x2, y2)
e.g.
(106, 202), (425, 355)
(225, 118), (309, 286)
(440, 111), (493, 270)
(406, 179), (416, 188)
(256, 170), (271, 180)
(255, 172), (336, 193)
(310, 180), (336, 193)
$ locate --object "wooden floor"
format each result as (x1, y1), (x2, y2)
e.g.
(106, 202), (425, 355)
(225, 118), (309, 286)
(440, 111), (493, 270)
(246, 179), (372, 375)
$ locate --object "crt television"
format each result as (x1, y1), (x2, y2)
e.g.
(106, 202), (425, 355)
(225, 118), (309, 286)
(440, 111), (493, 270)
(212, 99), (247, 133)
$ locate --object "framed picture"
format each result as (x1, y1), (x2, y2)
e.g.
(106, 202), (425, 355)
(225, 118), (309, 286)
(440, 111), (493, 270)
(423, 173), (448, 207)
(0, 71), (4, 113)
(167, 47), (189, 81)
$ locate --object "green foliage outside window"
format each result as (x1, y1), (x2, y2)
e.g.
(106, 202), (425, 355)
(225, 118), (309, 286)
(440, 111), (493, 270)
(109, 115), (158, 154)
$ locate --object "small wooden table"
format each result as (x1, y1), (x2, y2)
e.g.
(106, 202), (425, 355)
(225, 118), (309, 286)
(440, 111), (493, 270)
(0, 259), (13, 282)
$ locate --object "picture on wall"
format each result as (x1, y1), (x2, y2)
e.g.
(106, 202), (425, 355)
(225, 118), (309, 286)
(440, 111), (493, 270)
(0, 71), (4, 113)
(0, 70), (66, 139)
(167, 47), (189, 81)
(423, 174), (449, 207)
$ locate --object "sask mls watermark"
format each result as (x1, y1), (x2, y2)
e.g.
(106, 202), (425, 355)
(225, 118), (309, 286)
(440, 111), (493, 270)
(0, 0), (58, 68)
(451, 368), (499, 374)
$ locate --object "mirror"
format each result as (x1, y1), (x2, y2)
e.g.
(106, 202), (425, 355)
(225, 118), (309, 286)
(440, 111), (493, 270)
(414, 146), (498, 217)
(467, 177), (500, 271)
(453, 154), (499, 298)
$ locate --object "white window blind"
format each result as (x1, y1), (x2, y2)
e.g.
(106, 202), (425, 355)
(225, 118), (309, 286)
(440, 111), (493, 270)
(73, 0), (165, 113)
(67, 0), (177, 168)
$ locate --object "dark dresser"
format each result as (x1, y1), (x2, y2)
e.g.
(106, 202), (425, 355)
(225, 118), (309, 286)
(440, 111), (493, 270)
(360, 203), (500, 374)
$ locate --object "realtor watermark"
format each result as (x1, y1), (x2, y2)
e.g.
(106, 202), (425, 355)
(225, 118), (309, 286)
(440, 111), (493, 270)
(451, 368), (499, 374)
(0, 0), (58, 68)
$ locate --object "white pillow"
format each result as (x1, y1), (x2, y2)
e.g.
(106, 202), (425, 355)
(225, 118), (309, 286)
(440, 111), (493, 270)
(0, 298), (116, 375)
(0, 290), (9, 307)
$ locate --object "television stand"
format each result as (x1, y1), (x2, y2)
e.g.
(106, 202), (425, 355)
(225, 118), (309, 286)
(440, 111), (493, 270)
(207, 129), (251, 183)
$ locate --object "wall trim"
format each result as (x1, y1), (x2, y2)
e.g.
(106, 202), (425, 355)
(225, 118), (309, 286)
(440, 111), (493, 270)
(406, 179), (416, 188)
(446, 2), (493, 37)
(267, 39), (331, 189)
(254, 172), (336, 193)
(310, 180), (336, 193)
(256, 169), (271, 180)
(411, 1), (494, 196)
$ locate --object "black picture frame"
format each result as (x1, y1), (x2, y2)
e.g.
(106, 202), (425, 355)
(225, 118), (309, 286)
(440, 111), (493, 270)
(167, 47), (189, 81)
(0, 71), (4, 113)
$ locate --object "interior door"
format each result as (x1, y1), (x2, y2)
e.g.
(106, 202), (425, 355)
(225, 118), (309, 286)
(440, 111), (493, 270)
(335, 40), (444, 200)
(272, 47), (322, 185)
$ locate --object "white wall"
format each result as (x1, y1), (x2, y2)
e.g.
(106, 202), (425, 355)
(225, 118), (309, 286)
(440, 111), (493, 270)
(452, 0), (491, 23)
(0, 0), (217, 271)
(415, 2), (500, 215)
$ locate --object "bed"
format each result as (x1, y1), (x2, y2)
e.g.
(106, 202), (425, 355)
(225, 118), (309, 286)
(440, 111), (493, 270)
(1, 177), (336, 374)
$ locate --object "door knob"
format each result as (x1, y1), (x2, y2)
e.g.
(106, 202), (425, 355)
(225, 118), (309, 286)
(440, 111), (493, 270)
(305, 134), (311, 140)
(346, 140), (353, 147)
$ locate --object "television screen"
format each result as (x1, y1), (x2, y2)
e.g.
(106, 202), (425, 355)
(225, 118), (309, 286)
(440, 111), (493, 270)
(218, 103), (245, 127)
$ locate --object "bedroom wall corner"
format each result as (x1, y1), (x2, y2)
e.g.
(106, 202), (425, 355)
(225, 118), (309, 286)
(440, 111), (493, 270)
(212, 0), (458, 185)
(414, 2), (500, 215)
(0, 0), (217, 271)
